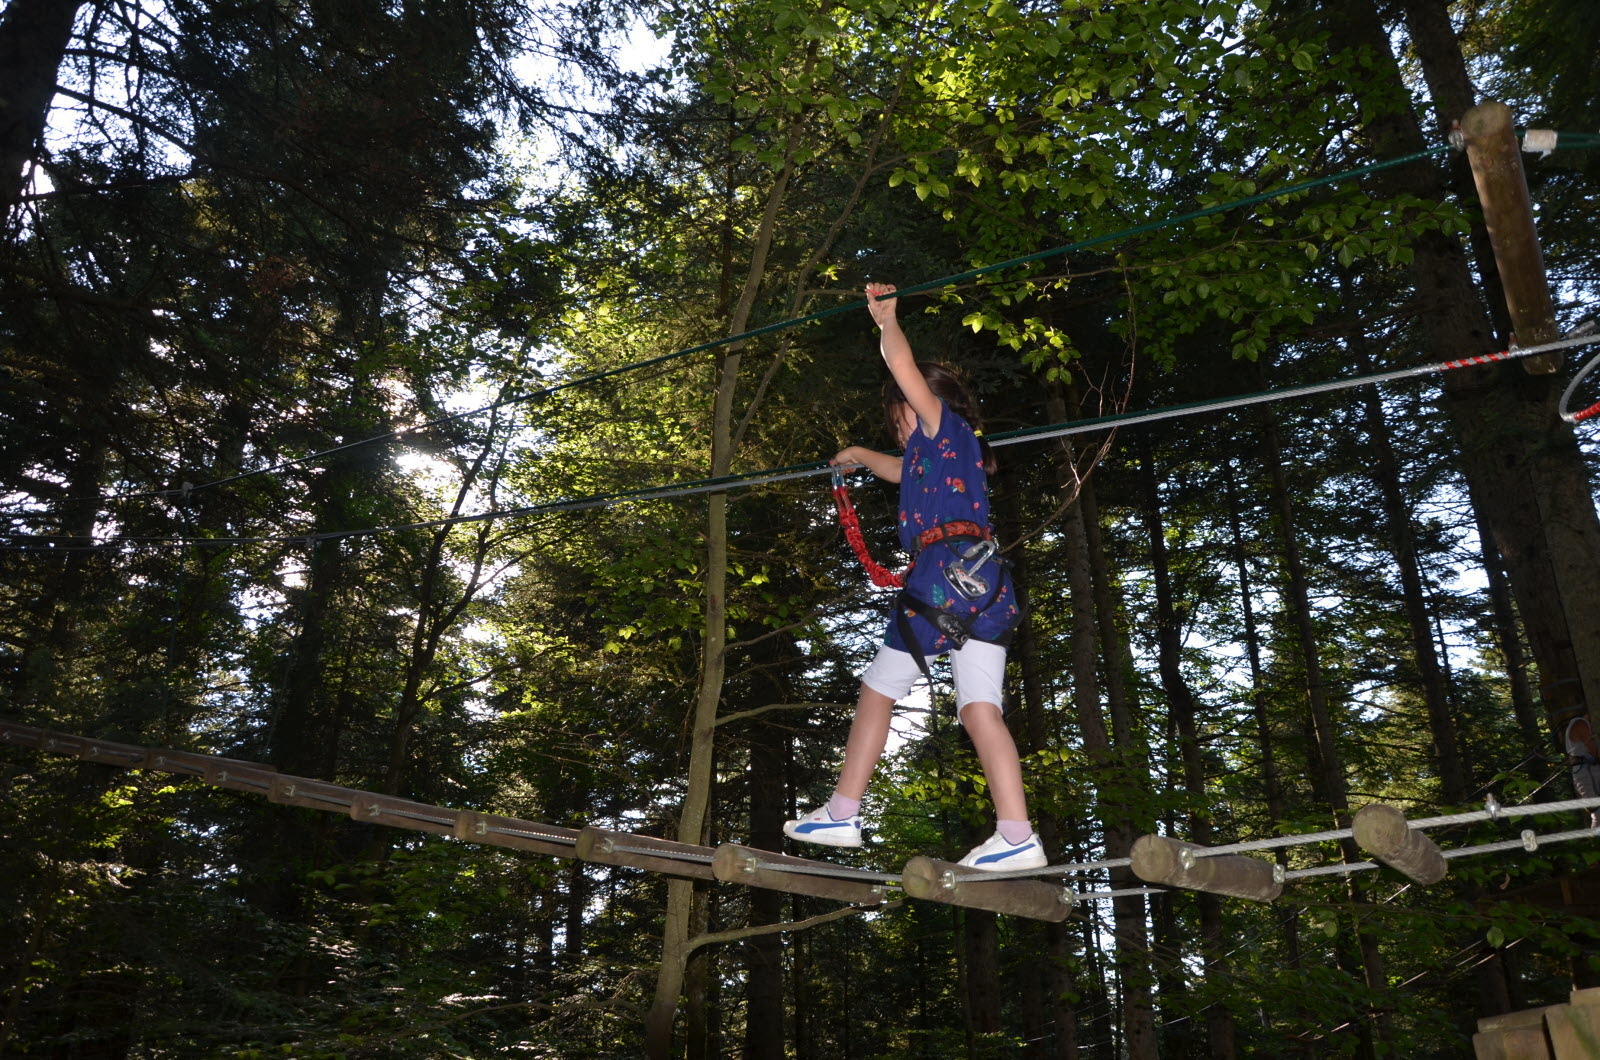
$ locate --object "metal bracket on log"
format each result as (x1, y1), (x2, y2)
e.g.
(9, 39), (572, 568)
(713, 843), (888, 905)
(145, 749), (225, 777)
(576, 825), (716, 881)
(900, 856), (1075, 921)
(1351, 803), (1447, 885)
(350, 793), (461, 836)
(201, 761), (279, 796)
(453, 811), (580, 858)
(78, 740), (148, 767)
(0, 721), (47, 748)
(1130, 835), (1283, 902)
(268, 774), (361, 813)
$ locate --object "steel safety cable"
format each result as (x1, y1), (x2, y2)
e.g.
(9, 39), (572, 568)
(1558, 341), (1600, 424)
(106, 142), (1468, 506)
(10, 330), (1598, 552)
(969, 793), (1600, 882)
(743, 856), (903, 885)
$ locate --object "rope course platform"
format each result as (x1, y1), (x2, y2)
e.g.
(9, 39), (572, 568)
(7, 720), (1600, 921)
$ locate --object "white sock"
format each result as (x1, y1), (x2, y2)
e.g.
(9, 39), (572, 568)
(997, 819), (1034, 844)
(827, 793), (861, 820)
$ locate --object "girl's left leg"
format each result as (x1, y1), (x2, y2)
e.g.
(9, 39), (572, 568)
(950, 640), (1045, 868)
(958, 701), (1028, 822)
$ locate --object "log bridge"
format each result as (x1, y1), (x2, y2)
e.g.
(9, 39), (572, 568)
(0, 720), (1073, 922)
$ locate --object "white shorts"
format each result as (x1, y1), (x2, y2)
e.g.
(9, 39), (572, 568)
(861, 640), (1008, 718)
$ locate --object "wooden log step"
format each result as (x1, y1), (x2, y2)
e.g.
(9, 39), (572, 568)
(268, 775), (362, 812)
(712, 843), (888, 905)
(577, 825), (715, 881)
(453, 811), (580, 857)
(1352, 803), (1447, 885)
(202, 762), (279, 796)
(901, 856), (1075, 922)
(0, 721), (48, 748)
(350, 793), (461, 835)
(1130, 835), (1283, 902)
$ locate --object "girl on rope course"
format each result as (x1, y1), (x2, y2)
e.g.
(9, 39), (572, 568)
(784, 283), (1041, 871)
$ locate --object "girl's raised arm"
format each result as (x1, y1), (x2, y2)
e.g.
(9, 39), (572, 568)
(866, 283), (941, 436)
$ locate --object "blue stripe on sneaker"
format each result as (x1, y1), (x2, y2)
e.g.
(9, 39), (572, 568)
(796, 820), (856, 833)
(976, 841), (1037, 865)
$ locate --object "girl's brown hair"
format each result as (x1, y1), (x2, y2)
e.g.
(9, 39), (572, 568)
(883, 361), (997, 476)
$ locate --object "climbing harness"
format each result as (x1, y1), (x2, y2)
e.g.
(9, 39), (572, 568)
(832, 468), (1024, 685)
(892, 525), (1024, 685)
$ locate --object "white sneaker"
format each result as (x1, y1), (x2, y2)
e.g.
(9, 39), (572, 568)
(958, 830), (1047, 871)
(783, 805), (863, 848)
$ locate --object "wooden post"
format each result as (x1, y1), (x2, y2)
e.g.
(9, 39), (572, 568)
(1129, 835), (1282, 902)
(577, 825), (716, 881)
(453, 811), (580, 858)
(1473, 1006), (1555, 1060)
(1547, 987), (1600, 1059)
(1459, 100), (1562, 374)
(712, 843), (888, 906)
(900, 856), (1075, 922)
(1351, 803), (1448, 885)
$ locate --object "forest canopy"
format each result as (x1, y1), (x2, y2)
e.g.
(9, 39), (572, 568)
(3, 0), (1600, 1055)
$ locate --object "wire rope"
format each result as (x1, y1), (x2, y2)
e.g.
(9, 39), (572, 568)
(961, 793), (1600, 883)
(10, 329), (1595, 553)
(102, 141), (1464, 505)
(1558, 341), (1600, 423)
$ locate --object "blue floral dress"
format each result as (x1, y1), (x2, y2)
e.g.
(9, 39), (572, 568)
(883, 401), (1021, 657)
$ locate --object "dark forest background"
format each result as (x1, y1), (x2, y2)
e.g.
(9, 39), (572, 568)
(3, 0), (1600, 1055)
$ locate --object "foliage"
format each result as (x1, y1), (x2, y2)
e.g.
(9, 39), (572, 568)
(3, 0), (1600, 1055)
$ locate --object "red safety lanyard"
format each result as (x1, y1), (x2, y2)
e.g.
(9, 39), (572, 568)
(831, 468), (904, 589)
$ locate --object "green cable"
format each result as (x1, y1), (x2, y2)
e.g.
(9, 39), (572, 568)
(170, 140), (1462, 499)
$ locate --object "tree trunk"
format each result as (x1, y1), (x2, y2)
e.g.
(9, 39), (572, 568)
(1261, 404), (1391, 1050)
(743, 674), (788, 1056)
(1474, 504), (1543, 752)
(270, 534), (345, 780)
(1351, 351), (1467, 803)
(1137, 442), (1236, 1059)
(1220, 461), (1302, 971)
(643, 114), (803, 1057)
(999, 485), (1081, 1057)
(1051, 413), (1157, 1059)
(0, 0), (82, 222)
(963, 909), (1002, 1037)
(1322, 0), (1600, 727)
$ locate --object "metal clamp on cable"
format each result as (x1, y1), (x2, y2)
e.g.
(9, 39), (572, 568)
(1521, 129), (1559, 158)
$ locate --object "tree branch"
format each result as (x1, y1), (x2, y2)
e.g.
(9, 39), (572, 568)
(713, 701), (849, 728)
(685, 900), (901, 956)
